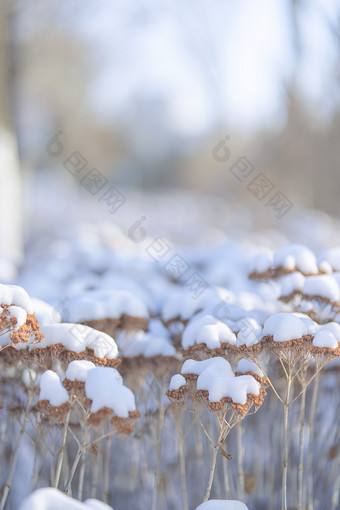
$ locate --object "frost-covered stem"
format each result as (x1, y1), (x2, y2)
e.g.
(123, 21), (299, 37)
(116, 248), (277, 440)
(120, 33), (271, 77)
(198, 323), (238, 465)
(177, 420), (189, 510)
(54, 406), (71, 488)
(236, 422), (245, 500)
(204, 445), (219, 502)
(0, 390), (33, 510)
(90, 433), (100, 499)
(77, 448), (86, 500)
(151, 380), (166, 510)
(282, 373), (292, 510)
(331, 458), (340, 510)
(50, 452), (56, 486)
(194, 419), (205, 485)
(65, 425), (88, 496)
(30, 432), (40, 490)
(103, 433), (111, 503)
(222, 447), (232, 498)
(297, 376), (307, 510)
(307, 373), (320, 510)
(203, 426), (224, 502)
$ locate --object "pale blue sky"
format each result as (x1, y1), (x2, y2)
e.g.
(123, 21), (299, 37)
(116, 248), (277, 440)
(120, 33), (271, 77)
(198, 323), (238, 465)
(75, 0), (339, 135)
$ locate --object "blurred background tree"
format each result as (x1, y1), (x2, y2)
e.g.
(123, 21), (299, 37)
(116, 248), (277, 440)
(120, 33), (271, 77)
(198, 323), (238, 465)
(0, 0), (340, 257)
(0, 0), (22, 265)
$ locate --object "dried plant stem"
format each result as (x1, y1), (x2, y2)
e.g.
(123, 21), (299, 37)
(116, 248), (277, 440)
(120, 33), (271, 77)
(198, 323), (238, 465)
(0, 390), (33, 510)
(194, 419), (205, 486)
(236, 422), (245, 500)
(222, 451), (232, 498)
(103, 433), (111, 503)
(203, 425), (224, 502)
(151, 379), (166, 510)
(177, 415), (189, 510)
(282, 371), (292, 510)
(90, 433), (100, 499)
(307, 373), (320, 510)
(54, 406), (71, 489)
(331, 456), (340, 510)
(204, 444), (219, 501)
(222, 435), (233, 497)
(77, 448), (86, 500)
(65, 425), (89, 496)
(297, 370), (307, 510)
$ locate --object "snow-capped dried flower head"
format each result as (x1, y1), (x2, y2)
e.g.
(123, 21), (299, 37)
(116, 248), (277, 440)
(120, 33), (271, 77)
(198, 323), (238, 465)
(168, 357), (264, 420)
(235, 317), (263, 355)
(262, 312), (311, 351)
(162, 286), (235, 325)
(62, 289), (149, 336)
(195, 500), (249, 510)
(36, 370), (70, 422)
(302, 275), (340, 304)
(235, 359), (269, 387)
(25, 323), (119, 369)
(85, 366), (140, 434)
(249, 244), (319, 281)
(278, 273), (340, 323)
(31, 297), (62, 326)
(319, 246), (340, 273)
(248, 250), (273, 281)
(0, 284), (43, 348)
(18, 487), (114, 510)
(181, 314), (236, 359)
(63, 359), (96, 393)
(279, 272), (305, 303)
(311, 322), (340, 364)
(261, 312), (339, 368)
(116, 318), (179, 384)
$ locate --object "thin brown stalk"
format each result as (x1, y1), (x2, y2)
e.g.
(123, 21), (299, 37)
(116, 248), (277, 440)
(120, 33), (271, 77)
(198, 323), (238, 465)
(236, 422), (245, 500)
(65, 424), (89, 496)
(307, 373), (320, 510)
(297, 369), (307, 510)
(282, 371), (292, 510)
(0, 390), (33, 510)
(54, 406), (71, 488)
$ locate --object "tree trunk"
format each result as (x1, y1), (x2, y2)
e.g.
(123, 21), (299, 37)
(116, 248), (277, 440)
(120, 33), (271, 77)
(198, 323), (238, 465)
(0, 0), (22, 268)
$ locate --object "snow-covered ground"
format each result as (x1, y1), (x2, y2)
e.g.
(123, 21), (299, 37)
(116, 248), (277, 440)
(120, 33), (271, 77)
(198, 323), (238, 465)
(1, 184), (340, 510)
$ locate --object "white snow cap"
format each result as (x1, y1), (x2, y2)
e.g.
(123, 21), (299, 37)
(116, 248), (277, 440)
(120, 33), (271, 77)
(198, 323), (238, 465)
(38, 371), (69, 407)
(0, 283), (33, 314)
(169, 374), (187, 391)
(196, 499), (249, 509)
(179, 357), (260, 405)
(65, 360), (96, 382)
(279, 272), (305, 297)
(85, 367), (136, 417)
(262, 313), (308, 342)
(161, 286), (234, 322)
(292, 313), (318, 335)
(116, 319), (176, 358)
(236, 359), (264, 377)
(63, 289), (148, 323)
(182, 314), (236, 350)
(236, 318), (262, 347)
(6, 306), (28, 330)
(313, 322), (340, 349)
(35, 324), (118, 360)
(0, 283), (36, 330)
(249, 250), (273, 274)
(302, 275), (340, 302)
(18, 488), (114, 510)
(84, 500), (114, 510)
(31, 297), (62, 325)
(319, 246), (340, 272)
(273, 244), (318, 274)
